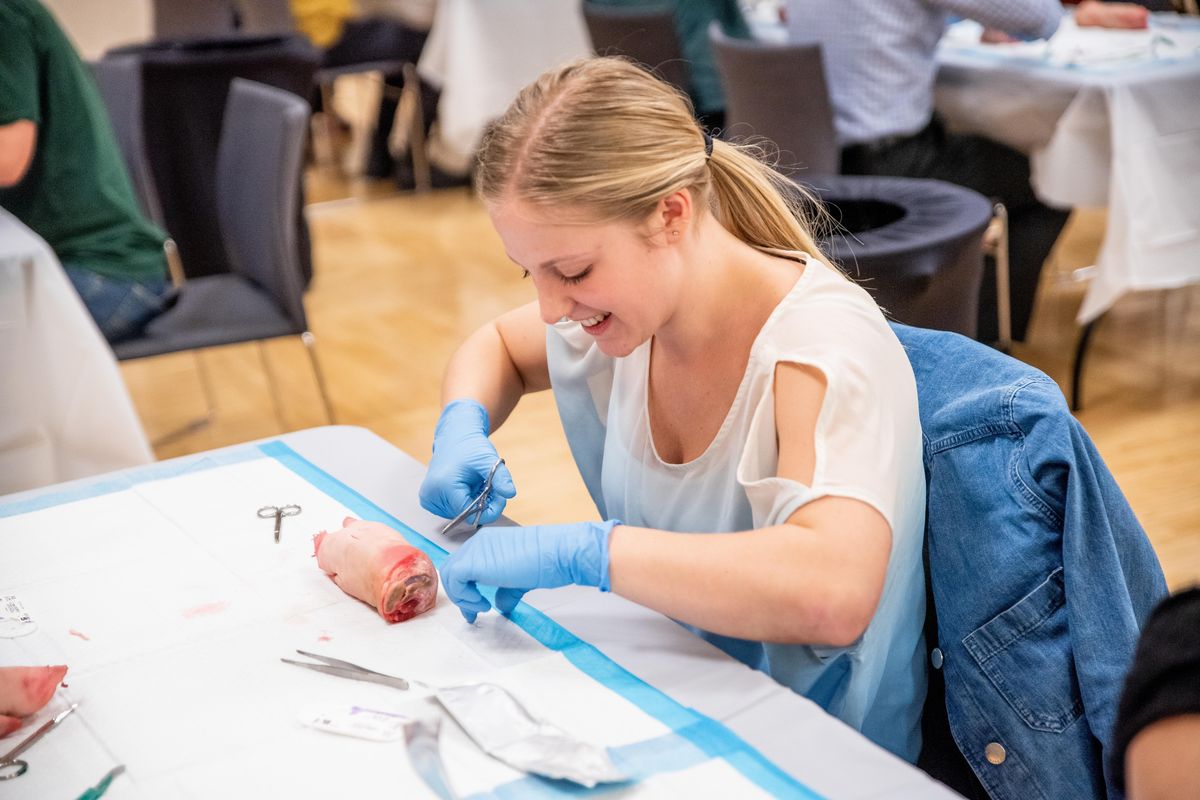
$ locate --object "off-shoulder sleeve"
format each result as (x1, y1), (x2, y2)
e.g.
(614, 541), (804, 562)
(736, 318), (918, 533)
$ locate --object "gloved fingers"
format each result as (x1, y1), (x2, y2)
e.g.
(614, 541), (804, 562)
(493, 587), (527, 615)
(442, 556), (492, 621)
(476, 491), (510, 525)
(455, 592), (491, 624)
(490, 462), (517, 499)
(418, 480), (474, 521)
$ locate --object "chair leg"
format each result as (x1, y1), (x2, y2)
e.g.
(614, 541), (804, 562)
(149, 350), (217, 447)
(989, 203), (1012, 352)
(318, 81), (339, 168)
(302, 331), (337, 424)
(1070, 316), (1101, 413)
(257, 341), (288, 433)
(402, 63), (432, 194)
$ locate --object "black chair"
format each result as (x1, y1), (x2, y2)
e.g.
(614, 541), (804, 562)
(105, 34), (320, 282)
(709, 22), (838, 176)
(799, 175), (993, 338)
(582, 2), (690, 96)
(88, 56), (186, 289)
(113, 79), (335, 427)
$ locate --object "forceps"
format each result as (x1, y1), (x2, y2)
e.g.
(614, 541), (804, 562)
(257, 504), (301, 543)
(441, 459), (504, 535)
(281, 650), (421, 691)
(0, 704), (78, 780)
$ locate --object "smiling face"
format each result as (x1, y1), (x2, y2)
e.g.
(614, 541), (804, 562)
(488, 197), (688, 358)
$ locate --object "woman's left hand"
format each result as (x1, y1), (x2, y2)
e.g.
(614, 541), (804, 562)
(440, 520), (621, 622)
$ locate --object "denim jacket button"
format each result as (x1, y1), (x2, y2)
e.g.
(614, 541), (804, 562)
(930, 647), (944, 669)
(985, 742), (1007, 765)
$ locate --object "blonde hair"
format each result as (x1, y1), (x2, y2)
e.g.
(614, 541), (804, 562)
(475, 57), (828, 259)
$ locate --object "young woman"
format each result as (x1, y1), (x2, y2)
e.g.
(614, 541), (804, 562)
(418, 57), (927, 761)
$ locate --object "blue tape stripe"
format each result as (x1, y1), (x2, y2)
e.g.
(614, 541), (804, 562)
(0, 448), (262, 518)
(260, 441), (822, 799)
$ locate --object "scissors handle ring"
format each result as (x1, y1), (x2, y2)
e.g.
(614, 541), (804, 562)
(278, 504), (302, 516)
(0, 759), (28, 781)
(257, 506), (279, 518)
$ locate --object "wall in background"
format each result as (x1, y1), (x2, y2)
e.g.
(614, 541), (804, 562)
(44, 0), (151, 59)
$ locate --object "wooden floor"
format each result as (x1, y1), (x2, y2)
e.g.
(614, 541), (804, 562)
(120, 168), (1200, 590)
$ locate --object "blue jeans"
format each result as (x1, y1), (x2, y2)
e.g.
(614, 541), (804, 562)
(64, 265), (169, 344)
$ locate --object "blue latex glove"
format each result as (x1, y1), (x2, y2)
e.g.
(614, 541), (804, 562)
(441, 520), (621, 622)
(419, 399), (516, 524)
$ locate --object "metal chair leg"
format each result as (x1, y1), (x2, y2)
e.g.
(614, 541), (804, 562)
(1070, 317), (1101, 413)
(990, 203), (1012, 352)
(302, 330), (337, 424)
(402, 63), (432, 193)
(257, 341), (288, 433)
(150, 350), (217, 447)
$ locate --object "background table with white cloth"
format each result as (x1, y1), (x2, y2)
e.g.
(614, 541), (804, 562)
(417, 0), (593, 174)
(935, 14), (1200, 323)
(0, 425), (955, 799)
(0, 208), (151, 496)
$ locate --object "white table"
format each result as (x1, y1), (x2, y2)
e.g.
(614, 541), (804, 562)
(935, 15), (1200, 323)
(0, 426), (955, 799)
(0, 209), (151, 496)
(417, 0), (593, 174)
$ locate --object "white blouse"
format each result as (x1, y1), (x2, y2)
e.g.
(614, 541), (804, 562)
(545, 256), (928, 761)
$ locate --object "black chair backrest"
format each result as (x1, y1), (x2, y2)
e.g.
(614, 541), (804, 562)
(798, 175), (992, 338)
(107, 35), (319, 281)
(582, 2), (690, 95)
(709, 23), (838, 176)
(217, 79), (310, 331)
(89, 56), (166, 228)
(152, 0), (237, 39)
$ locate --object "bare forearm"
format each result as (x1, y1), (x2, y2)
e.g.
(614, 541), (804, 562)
(441, 322), (526, 429)
(607, 523), (887, 646)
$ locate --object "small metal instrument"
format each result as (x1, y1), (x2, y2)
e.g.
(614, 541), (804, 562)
(441, 458), (504, 535)
(257, 504), (301, 543)
(0, 703), (78, 780)
(281, 650), (418, 691)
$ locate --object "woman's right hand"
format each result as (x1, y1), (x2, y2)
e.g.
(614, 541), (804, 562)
(419, 399), (517, 524)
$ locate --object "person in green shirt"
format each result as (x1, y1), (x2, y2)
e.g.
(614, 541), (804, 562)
(0, 0), (170, 344)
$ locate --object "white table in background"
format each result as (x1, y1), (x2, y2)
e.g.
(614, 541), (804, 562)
(0, 425), (956, 799)
(935, 14), (1200, 323)
(0, 208), (151, 495)
(417, 0), (593, 174)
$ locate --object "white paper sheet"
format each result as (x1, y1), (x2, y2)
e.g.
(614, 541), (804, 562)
(0, 455), (793, 799)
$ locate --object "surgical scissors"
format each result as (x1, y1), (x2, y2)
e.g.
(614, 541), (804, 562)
(0, 704), (78, 780)
(257, 504), (301, 543)
(281, 650), (420, 691)
(441, 458), (504, 535)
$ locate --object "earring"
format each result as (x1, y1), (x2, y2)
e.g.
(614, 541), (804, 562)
(672, 230), (679, 237)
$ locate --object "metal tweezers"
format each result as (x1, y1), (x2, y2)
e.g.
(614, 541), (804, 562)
(281, 650), (412, 691)
(441, 458), (504, 535)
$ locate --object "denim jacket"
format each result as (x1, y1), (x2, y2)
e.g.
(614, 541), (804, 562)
(891, 323), (1167, 800)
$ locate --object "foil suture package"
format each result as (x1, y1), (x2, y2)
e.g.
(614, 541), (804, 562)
(435, 682), (627, 788)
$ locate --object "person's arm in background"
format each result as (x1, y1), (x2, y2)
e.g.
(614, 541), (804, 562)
(935, 0), (1065, 40)
(0, 121), (36, 187)
(1074, 1), (1150, 28)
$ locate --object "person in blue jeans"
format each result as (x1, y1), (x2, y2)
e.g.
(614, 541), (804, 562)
(0, 0), (169, 344)
(417, 57), (930, 762)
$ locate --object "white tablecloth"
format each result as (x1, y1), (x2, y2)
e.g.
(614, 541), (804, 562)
(417, 0), (593, 173)
(0, 426), (956, 799)
(935, 15), (1200, 322)
(0, 209), (152, 495)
